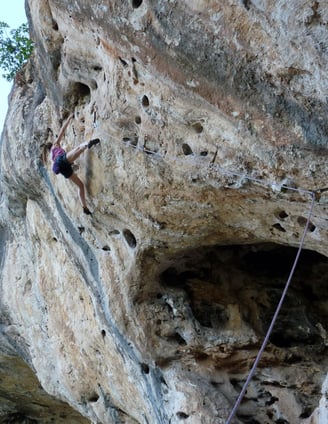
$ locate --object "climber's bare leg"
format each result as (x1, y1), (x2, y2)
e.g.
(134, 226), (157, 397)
(69, 173), (87, 208)
(66, 142), (89, 163)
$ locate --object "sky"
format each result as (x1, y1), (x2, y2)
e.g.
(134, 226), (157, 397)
(0, 1), (27, 133)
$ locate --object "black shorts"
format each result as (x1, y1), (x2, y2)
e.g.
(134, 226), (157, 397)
(54, 154), (73, 178)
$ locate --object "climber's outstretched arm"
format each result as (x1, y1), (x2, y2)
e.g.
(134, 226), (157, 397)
(54, 113), (74, 146)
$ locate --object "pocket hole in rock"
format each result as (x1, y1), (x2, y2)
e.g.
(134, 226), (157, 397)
(272, 223), (286, 232)
(277, 210), (289, 219)
(101, 329), (106, 338)
(88, 393), (99, 403)
(52, 20), (59, 31)
(102, 245), (111, 251)
(90, 80), (98, 90)
(66, 82), (91, 107)
(200, 150), (208, 156)
(131, 136), (138, 147)
(119, 57), (128, 67)
(123, 229), (137, 248)
(182, 143), (193, 156)
(142, 95), (150, 107)
(141, 363), (150, 374)
(242, 0), (251, 10)
(297, 216), (316, 232)
(160, 376), (168, 386)
(194, 351), (210, 361)
(266, 395), (279, 406)
(192, 122), (204, 133)
(176, 412), (189, 420)
(299, 407), (313, 419)
(210, 380), (221, 388)
(166, 332), (187, 346)
(132, 0), (143, 8)
(75, 82), (90, 98)
(230, 378), (243, 391)
(135, 116), (141, 124)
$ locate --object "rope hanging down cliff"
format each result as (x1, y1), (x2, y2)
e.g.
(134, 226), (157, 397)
(122, 138), (319, 423)
(117, 135), (317, 422)
(225, 191), (316, 423)
(94, 112), (318, 422)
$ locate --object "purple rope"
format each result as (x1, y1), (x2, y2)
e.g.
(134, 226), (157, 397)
(225, 191), (316, 424)
(120, 140), (317, 420)
(120, 138), (318, 421)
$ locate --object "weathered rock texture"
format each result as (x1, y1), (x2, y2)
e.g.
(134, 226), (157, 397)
(1, 0), (328, 423)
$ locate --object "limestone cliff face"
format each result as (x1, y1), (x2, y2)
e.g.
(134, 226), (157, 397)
(1, 0), (328, 423)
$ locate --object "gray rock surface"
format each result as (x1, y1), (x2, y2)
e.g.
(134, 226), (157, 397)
(0, 0), (327, 422)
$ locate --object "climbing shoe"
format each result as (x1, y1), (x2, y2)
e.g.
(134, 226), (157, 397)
(83, 206), (92, 215)
(88, 138), (100, 149)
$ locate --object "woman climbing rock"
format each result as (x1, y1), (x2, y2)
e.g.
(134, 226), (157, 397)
(51, 113), (100, 215)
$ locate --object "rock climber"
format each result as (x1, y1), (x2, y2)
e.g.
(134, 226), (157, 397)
(51, 113), (100, 215)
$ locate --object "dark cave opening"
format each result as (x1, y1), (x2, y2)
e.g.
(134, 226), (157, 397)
(148, 243), (328, 423)
(159, 243), (328, 349)
(63, 82), (91, 109)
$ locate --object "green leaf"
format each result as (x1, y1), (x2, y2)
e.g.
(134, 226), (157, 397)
(0, 21), (34, 81)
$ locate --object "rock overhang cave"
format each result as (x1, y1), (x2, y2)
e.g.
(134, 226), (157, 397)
(1, 0), (328, 423)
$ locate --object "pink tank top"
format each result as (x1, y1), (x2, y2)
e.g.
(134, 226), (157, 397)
(51, 146), (66, 161)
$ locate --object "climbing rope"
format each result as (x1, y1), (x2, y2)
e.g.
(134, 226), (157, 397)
(117, 135), (318, 422)
(93, 115), (318, 421)
(225, 190), (316, 423)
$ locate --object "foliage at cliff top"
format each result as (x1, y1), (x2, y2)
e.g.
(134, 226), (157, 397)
(0, 22), (33, 81)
